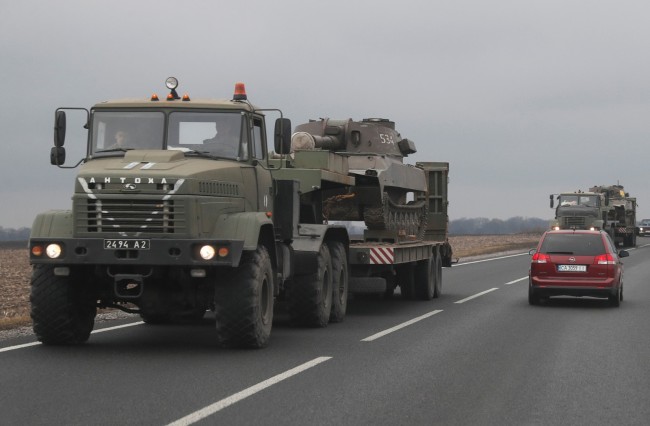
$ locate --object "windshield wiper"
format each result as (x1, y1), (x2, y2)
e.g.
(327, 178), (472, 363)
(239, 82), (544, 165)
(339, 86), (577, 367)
(95, 148), (133, 153)
(184, 150), (229, 160)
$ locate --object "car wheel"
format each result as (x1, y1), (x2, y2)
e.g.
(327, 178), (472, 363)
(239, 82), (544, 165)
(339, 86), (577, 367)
(528, 283), (540, 306)
(609, 286), (621, 307)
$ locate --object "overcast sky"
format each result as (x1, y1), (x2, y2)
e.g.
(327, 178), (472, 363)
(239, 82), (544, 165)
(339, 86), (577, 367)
(2, 0), (649, 229)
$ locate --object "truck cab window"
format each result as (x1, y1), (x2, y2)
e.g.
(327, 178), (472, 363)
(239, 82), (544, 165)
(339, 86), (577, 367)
(252, 118), (264, 159)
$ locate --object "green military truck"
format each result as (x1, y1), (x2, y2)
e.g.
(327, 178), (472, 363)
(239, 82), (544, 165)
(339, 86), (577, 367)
(550, 190), (609, 231)
(29, 78), (452, 348)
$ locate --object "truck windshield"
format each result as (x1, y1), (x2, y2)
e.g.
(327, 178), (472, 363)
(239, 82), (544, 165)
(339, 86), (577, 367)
(168, 112), (246, 160)
(92, 111), (165, 153)
(90, 111), (247, 161)
(558, 195), (598, 207)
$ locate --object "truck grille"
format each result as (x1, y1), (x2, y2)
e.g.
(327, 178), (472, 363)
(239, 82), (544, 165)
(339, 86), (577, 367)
(562, 216), (586, 227)
(77, 198), (186, 234)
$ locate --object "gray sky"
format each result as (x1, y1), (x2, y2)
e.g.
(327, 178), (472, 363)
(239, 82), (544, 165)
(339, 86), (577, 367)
(2, 0), (650, 228)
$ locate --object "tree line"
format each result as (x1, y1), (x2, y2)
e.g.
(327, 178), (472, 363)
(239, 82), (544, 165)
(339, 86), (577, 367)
(449, 216), (548, 235)
(0, 216), (549, 241)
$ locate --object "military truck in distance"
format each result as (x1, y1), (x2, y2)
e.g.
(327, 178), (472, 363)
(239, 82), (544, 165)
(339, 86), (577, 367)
(550, 190), (609, 231)
(29, 78), (452, 348)
(589, 185), (637, 247)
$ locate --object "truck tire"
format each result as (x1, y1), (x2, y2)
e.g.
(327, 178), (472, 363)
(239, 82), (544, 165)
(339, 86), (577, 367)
(328, 242), (348, 323)
(415, 257), (434, 300)
(398, 264), (415, 300)
(288, 244), (332, 327)
(433, 250), (443, 298)
(30, 265), (96, 345)
(214, 245), (274, 348)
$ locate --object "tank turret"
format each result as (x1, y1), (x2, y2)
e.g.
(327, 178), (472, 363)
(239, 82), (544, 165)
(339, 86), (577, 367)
(292, 118), (428, 240)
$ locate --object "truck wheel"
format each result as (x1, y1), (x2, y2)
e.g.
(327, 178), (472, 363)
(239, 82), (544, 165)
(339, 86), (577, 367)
(415, 257), (434, 300)
(328, 242), (348, 323)
(214, 245), (274, 348)
(398, 264), (415, 299)
(30, 265), (96, 345)
(288, 244), (332, 327)
(433, 250), (443, 298)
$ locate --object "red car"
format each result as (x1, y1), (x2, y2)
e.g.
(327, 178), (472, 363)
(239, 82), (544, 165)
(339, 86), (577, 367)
(528, 229), (629, 306)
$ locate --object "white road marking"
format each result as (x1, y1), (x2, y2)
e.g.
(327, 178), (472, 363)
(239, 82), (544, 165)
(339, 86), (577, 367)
(0, 342), (40, 353)
(91, 321), (144, 334)
(454, 288), (499, 304)
(0, 321), (144, 353)
(453, 252), (529, 267)
(167, 357), (332, 426)
(361, 310), (443, 342)
(505, 276), (528, 285)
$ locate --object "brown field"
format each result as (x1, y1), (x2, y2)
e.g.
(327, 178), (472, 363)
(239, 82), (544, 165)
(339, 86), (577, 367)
(0, 233), (541, 330)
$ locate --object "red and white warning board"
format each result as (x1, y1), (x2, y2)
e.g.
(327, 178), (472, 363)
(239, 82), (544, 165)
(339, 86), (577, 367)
(369, 247), (394, 264)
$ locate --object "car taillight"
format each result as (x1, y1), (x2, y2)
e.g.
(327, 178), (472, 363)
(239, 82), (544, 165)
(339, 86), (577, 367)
(594, 253), (615, 265)
(532, 253), (551, 263)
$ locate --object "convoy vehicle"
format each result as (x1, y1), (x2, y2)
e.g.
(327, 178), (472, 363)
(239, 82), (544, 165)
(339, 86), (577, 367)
(589, 185), (637, 247)
(549, 190), (608, 231)
(638, 219), (650, 237)
(29, 78), (452, 348)
(528, 229), (629, 307)
(550, 185), (637, 247)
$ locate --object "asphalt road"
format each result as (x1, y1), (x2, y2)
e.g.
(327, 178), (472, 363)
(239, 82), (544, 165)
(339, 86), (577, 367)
(3, 241), (650, 425)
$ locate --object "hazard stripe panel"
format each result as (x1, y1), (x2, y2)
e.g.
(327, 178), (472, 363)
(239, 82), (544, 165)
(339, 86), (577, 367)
(369, 247), (394, 264)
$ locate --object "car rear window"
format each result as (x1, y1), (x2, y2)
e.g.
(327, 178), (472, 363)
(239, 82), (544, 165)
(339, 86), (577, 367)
(539, 234), (605, 256)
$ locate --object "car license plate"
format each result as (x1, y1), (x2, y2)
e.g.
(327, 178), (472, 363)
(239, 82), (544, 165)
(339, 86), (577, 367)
(104, 239), (150, 250)
(557, 264), (586, 272)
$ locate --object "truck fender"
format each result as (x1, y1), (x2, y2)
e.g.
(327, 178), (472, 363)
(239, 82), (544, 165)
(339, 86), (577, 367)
(30, 210), (74, 239)
(213, 212), (273, 251)
(290, 224), (348, 275)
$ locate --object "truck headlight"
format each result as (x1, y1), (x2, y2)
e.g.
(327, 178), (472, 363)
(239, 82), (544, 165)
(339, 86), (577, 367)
(199, 245), (216, 260)
(46, 243), (63, 259)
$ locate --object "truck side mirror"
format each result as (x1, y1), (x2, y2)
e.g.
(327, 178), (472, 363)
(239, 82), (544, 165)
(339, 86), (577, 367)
(50, 146), (66, 165)
(549, 194), (554, 208)
(54, 110), (67, 147)
(274, 118), (292, 155)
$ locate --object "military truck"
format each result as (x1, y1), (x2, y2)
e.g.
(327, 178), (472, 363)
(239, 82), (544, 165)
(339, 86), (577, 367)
(589, 185), (637, 247)
(29, 78), (452, 348)
(550, 190), (609, 231)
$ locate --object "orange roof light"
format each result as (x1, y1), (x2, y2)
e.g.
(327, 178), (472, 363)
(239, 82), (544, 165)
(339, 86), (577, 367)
(151, 93), (159, 101)
(233, 82), (247, 101)
(182, 93), (191, 101)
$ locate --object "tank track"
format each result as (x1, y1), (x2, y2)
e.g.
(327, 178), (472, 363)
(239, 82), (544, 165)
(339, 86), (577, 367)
(363, 192), (428, 239)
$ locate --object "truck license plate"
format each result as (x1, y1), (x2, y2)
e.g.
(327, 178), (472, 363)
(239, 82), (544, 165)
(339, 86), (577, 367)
(104, 239), (150, 250)
(557, 264), (586, 272)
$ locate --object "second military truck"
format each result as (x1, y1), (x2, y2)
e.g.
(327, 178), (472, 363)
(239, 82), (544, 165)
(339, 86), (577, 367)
(29, 78), (452, 348)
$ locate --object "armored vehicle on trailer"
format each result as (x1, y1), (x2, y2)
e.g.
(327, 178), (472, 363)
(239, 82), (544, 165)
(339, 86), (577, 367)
(29, 78), (452, 348)
(589, 185), (637, 247)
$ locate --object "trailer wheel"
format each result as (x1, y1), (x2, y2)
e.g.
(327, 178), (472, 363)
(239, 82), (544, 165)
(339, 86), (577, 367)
(288, 244), (332, 327)
(214, 245), (274, 348)
(433, 250), (443, 298)
(328, 242), (348, 323)
(30, 265), (96, 345)
(415, 257), (435, 300)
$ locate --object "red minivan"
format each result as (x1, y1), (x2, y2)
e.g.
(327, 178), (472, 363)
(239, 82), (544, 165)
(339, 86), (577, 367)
(528, 230), (629, 306)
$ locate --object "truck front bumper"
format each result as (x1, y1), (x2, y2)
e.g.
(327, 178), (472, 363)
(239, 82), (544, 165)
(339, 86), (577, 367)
(29, 237), (245, 267)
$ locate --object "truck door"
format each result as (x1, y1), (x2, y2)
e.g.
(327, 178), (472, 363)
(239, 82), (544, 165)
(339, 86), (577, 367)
(250, 116), (273, 213)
